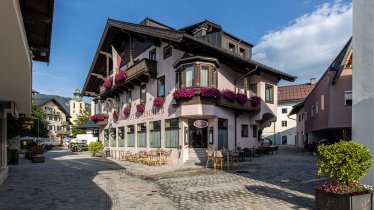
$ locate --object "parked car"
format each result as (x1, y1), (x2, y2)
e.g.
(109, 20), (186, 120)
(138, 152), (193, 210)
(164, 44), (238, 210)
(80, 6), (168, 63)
(260, 138), (273, 147)
(317, 138), (340, 146)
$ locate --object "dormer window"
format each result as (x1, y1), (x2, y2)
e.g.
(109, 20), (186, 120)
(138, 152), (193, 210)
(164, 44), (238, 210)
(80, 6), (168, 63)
(239, 48), (246, 57)
(229, 43), (235, 53)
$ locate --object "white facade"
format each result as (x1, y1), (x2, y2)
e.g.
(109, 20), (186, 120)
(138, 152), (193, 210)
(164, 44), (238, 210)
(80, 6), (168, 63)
(353, 0), (374, 185)
(69, 89), (86, 124)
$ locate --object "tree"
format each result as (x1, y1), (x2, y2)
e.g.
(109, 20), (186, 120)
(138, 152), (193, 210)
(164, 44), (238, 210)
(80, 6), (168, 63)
(18, 103), (49, 137)
(71, 108), (90, 136)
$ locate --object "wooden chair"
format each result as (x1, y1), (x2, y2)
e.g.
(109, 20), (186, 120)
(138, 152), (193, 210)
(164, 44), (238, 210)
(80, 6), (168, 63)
(205, 150), (214, 168)
(231, 152), (240, 166)
(215, 151), (224, 170)
(162, 150), (173, 165)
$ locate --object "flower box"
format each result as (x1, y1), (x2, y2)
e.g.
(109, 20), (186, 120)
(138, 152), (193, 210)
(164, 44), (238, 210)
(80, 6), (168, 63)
(153, 97), (165, 107)
(173, 88), (195, 100)
(123, 107), (131, 116)
(136, 104), (145, 113)
(115, 70), (126, 82)
(315, 189), (373, 210)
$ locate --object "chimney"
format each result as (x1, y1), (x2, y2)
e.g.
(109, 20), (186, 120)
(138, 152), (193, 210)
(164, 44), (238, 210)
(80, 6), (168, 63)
(310, 78), (317, 85)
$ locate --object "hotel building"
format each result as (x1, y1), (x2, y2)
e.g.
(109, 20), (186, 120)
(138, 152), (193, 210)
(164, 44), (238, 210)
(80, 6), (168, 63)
(82, 18), (296, 164)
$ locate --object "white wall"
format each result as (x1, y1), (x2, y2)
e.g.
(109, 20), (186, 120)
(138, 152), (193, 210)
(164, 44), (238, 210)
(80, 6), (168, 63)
(353, 0), (374, 185)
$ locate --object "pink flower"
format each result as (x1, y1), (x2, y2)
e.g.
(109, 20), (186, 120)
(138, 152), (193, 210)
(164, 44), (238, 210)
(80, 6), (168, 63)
(222, 89), (236, 102)
(123, 107), (131, 116)
(153, 97), (165, 107)
(112, 112), (118, 120)
(251, 96), (261, 106)
(115, 71), (126, 82)
(201, 87), (221, 98)
(103, 78), (112, 89)
(136, 104), (145, 113)
(90, 114), (108, 122)
(236, 93), (248, 105)
(173, 88), (195, 100)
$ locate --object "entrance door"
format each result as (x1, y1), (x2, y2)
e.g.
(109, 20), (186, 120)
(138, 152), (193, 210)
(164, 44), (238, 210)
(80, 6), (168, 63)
(282, 135), (288, 145)
(188, 119), (208, 148)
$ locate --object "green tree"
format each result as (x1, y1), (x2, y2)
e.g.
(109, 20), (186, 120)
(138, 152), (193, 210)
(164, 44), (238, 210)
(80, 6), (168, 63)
(18, 103), (49, 137)
(71, 108), (90, 136)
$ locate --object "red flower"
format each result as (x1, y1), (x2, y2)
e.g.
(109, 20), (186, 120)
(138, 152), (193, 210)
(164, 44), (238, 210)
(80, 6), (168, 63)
(136, 104), (145, 113)
(103, 78), (112, 89)
(115, 71), (126, 82)
(112, 112), (118, 120)
(153, 97), (165, 107)
(173, 88), (195, 100)
(90, 114), (108, 122)
(251, 96), (261, 107)
(123, 107), (131, 116)
(222, 89), (236, 102)
(201, 87), (221, 98)
(236, 93), (248, 105)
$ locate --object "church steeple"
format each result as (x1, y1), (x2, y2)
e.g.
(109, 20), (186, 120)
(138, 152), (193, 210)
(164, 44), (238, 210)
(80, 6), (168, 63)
(73, 88), (82, 101)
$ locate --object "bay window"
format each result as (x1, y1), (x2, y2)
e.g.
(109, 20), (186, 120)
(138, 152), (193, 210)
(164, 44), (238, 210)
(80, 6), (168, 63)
(176, 63), (217, 89)
(185, 65), (194, 87)
(200, 65), (209, 86)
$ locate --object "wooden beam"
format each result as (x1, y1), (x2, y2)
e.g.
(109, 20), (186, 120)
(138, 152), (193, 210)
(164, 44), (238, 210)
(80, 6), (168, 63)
(124, 83), (134, 90)
(85, 91), (98, 97)
(23, 11), (51, 24)
(92, 73), (106, 81)
(100, 51), (112, 58)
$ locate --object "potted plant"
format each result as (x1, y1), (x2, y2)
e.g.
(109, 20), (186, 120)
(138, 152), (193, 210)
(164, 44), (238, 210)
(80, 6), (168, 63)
(315, 141), (373, 210)
(250, 96), (261, 107)
(123, 106), (131, 116)
(236, 93), (248, 105)
(172, 88), (195, 100)
(200, 87), (221, 99)
(115, 70), (126, 82)
(31, 145), (45, 163)
(221, 89), (236, 102)
(153, 97), (165, 107)
(136, 104), (145, 113)
(88, 141), (104, 157)
(103, 78), (112, 90)
(112, 112), (118, 120)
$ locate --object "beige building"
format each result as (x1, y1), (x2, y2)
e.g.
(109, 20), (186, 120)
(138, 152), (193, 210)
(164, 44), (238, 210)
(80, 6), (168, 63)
(82, 18), (296, 164)
(0, 0), (54, 185)
(34, 98), (71, 145)
(69, 89), (86, 124)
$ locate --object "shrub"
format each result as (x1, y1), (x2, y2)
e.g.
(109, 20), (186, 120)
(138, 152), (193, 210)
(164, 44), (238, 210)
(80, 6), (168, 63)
(201, 87), (221, 98)
(153, 97), (165, 107)
(222, 89), (236, 102)
(88, 142), (104, 156)
(136, 104), (145, 113)
(316, 141), (373, 194)
(115, 70), (126, 82)
(103, 78), (112, 89)
(123, 106), (131, 116)
(251, 96), (261, 106)
(236, 93), (248, 104)
(173, 88), (195, 100)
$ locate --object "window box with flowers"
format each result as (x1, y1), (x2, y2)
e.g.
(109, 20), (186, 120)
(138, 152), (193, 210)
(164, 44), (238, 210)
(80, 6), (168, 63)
(315, 141), (374, 210)
(153, 97), (165, 107)
(103, 78), (113, 90)
(112, 112), (119, 120)
(250, 96), (261, 107)
(90, 114), (109, 125)
(136, 104), (145, 113)
(123, 106), (131, 116)
(173, 88), (195, 100)
(115, 70), (126, 82)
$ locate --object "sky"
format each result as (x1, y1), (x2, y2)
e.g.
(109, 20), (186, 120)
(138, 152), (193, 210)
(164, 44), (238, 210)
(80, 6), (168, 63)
(32, 0), (352, 100)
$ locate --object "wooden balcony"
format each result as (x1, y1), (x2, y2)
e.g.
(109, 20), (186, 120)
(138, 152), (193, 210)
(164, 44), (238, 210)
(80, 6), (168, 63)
(100, 58), (157, 98)
(175, 95), (260, 112)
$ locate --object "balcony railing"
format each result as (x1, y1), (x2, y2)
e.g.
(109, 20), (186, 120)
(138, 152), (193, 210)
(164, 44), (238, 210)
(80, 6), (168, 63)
(100, 58), (157, 96)
(45, 110), (61, 116)
(61, 121), (69, 126)
(56, 130), (69, 135)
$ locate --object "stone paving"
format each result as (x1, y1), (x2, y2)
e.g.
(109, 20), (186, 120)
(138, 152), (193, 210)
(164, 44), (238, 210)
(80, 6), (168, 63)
(0, 146), (324, 210)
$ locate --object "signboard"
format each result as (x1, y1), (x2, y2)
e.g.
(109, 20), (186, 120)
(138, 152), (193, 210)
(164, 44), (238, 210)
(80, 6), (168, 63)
(194, 120), (208, 128)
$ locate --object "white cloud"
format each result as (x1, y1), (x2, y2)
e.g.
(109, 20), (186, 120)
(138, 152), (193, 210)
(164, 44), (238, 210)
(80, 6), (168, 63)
(253, 1), (352, 84)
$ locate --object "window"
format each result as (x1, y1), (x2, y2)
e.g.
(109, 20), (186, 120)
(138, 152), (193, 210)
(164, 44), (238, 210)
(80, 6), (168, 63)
(118, 127), (125, 147)
(150, 121), (161, 148)
(137, 123), (147, 147)
(126, 91), (132, 104)
(163, 45), (172, 59)
(54, 117), (57, 121)
(229, 43), (235, 53)
(157, 76), (165, 97)
(239, 48), (245, 57)
(218, 118), (228, 149)
(165, 118), (179, 148)
(345, 91), (352, 106)
(104, 129), (109, 147)
(282, 108), (288, 114)
(185, 65), (194, 87)
(316, 102), (319, 114)
(49, 116), (52, 121)
(73, 103), (75, 108)
(249, 83), (257, 95)
(140, 85), (146, 104)
(127, 125), (135, 147)
(149, 48), (156, 60)
(282, 121), (287, 127)
(200, 65), (209, 87)
(110, 128), (116, 147)
(80, 103), (82, 109)
(298, 114), (301, 122)
(252, 125), (258, 138)
(311, 106), (314, 117)
(265, 85), (274, 103)
(241, 125), (248, 137)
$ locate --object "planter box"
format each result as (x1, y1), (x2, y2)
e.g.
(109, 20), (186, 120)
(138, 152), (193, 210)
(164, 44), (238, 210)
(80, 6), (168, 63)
(316, 189), (374, 210)
(31, 156), (45, 163)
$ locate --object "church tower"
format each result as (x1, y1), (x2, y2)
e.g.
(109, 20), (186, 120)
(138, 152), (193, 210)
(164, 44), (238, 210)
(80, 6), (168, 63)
(69, 88), (86, 124)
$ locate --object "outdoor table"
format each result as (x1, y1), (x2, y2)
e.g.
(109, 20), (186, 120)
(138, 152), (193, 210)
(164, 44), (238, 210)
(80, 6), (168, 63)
(238, 151), (245, 162)
(157, 150), (165, 165)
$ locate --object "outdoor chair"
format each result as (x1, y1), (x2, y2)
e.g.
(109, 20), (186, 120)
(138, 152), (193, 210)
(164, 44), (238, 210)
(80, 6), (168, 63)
(214, 150), (224, 170)
(231, 152), (240, 166)
(205, 150), (214, 168)
(149, 150), (158, 166)
(162, 150), (173, 165)
(242, 148), (253, 161)
(254, 148), (264, 157)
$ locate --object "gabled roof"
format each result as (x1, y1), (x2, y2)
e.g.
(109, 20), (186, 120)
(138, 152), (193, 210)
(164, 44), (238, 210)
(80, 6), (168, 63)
(288, 101), (305, 116)
(278, 83), (315, 102)
(34, 97), (71, 118)
(330, 37), (352, 84)
(77, 120), (99, 129)
(82, 19), (296, 95)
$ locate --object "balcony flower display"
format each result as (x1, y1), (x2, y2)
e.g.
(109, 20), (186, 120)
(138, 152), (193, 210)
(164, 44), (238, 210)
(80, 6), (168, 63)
(136, 104), (145, 113)
(153, 97), (165, 107)
(222, 89), (236, 102)
(251, 96), (261, 107)
(123, 106), (131, 116)
(103, 78), (112, 89)
(115, 70), (126, 82)
(173, 88), (195, 100)
(112, 112), (118, 120)
(201, 87), (221, 99)
(236, 93), (248, 105)
(90, 114), (107, 122)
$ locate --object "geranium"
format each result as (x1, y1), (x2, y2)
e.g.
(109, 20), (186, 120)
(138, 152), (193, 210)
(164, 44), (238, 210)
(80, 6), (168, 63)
(103, 78), (112, 89)
(251, 96), (261, 106)
(90, 114), (107, 122)
(112, 112), (118, 120)
(115, 70), (126, 82)
(236, 93), (248, 105)
(222, 89), (236, 102)
(173, 88), (195, 100)
(153, 97), (165, 107)
(123, 107), (131, 116)
(136, 104), (145, 113)
(317, 181), (373, 195)
(201, 87), (221, 98)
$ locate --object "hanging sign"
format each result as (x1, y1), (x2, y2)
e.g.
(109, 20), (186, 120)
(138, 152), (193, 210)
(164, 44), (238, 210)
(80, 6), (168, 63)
(194, 120), (208, 128)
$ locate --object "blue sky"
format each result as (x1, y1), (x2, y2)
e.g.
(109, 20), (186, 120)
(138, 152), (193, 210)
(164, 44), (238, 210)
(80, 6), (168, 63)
(33, 0), (352, 99)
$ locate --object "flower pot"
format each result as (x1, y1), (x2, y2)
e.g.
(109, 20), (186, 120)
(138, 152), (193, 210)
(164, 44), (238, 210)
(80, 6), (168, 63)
(315, 189), (374, 210)
(31, 156), (45, 163)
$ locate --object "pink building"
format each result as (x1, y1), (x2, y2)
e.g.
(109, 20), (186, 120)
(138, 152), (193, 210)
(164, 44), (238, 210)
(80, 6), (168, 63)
(82, 18), (296, 164)
(290, 38), (352, 146)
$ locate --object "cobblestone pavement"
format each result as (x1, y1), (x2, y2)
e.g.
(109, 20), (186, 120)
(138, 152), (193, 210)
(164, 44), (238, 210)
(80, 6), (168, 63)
(0, 146), (324, 210)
